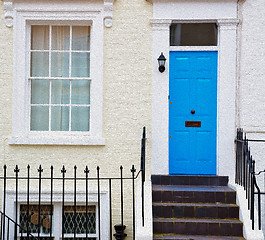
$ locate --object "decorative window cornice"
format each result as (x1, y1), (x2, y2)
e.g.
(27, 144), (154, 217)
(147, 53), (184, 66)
(150, 19), (172, 30)
(217, 19), (240, 30)
(3, 0), (13, 28)
(104, 0), (115, 28)
(3, 0), (115, 28)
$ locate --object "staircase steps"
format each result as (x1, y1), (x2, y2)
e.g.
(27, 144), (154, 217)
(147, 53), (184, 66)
(153, 202), (239, 219)
(152, 175), (245, 240)
(153, 235), (245, 240)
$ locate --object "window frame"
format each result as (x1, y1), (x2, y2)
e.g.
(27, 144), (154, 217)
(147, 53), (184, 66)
(19, 203), (98, 239)
(5, 191), (109, 239)
(9, 5), (105, 145)
(169, 23), (218, 47)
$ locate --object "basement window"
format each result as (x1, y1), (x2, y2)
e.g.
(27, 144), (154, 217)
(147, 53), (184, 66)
(170, 23), (218, 46)
(19, 204), (97, 239)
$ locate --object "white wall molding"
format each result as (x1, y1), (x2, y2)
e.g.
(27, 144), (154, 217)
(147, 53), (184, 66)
(217, 18), (240, 30)
(150, 19), (172, 30)
(3, 0), (13, 28)
(103, 0), (115, 28)
(151, 19), (171, 175)
(8, 136), (106, 146)
(3, 0), (115, 28)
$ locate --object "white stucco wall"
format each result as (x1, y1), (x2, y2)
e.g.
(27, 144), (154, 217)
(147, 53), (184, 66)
(237, 0), (265, 236)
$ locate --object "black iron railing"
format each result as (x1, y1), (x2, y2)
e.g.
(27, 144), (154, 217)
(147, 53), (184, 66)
(0, 127), (147, 240)
(140, 126), (146, 227)
(0, 211), (37, 240)
(235, 128), (265, 230)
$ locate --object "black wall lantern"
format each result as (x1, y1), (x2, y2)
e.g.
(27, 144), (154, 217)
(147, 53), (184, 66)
(157, 52), (166, 73)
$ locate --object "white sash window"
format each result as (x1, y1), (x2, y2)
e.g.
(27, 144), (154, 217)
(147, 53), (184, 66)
(8, 1), (105, 145)
(30, 25), (91, 132)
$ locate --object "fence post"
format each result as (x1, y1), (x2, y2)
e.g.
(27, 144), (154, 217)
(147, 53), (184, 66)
(141, 127), (146, 227)
(14, 165), (20, 240)
(131, 165), (136, 240)
(61, 166), (66, 240)
(37, 165), (43, 239)
(97, 166), (101, 240)
(74, 166), (77, 240)
(251, 159), (254, 230)
(114, 166), (127, 240)
(50, 166), (53, 240)
(84, 166), (89, 240)
(27, 165), (30, 240)
(2, 165), (7, 240)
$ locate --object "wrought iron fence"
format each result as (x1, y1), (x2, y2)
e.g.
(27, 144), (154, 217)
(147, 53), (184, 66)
(235, 128), (265, 230)
(0, 127), (147, 240)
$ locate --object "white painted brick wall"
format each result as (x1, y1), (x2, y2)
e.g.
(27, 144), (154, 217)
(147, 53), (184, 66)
(0, 0), (152, 239)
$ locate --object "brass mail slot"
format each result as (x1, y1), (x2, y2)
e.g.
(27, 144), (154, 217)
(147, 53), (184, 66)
(185, 121), (201, 127)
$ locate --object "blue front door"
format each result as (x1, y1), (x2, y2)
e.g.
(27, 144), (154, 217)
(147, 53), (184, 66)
(169, 51), (217, 175)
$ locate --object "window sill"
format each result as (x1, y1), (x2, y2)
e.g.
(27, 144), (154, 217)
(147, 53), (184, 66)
(8, 136), (105, 146)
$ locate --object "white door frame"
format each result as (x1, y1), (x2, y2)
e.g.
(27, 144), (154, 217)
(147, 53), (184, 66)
(150, 0), (239, 183)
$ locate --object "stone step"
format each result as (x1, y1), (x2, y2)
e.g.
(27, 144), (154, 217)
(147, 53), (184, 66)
(153, 234), (245, 240)
(152, 202), (239, 219)
(151, 175), (228, 186)
(152, 185), (236, 204)
(153, 218), (243, 237)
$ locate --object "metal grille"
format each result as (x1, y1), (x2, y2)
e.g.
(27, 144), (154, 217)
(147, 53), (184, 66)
(64, 206), (96, 234)
(20, 205), (53, 234)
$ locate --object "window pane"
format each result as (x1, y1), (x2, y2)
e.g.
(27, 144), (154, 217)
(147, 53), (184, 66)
(52, 26), (70, 50)
(31, 25), (49, 50)
(20, 205), (53, 234)
(72, 26), (90, 51)
(31, 52), (49, 77)
(51, 80), (70, 104)
(72, 80), (90, 105)
(31, 106), (49, 131)
(64, 206), (96, 234)
(51, 52), (69, 77)
(51, 106), (69, 131)
(170, 23), (217, 46)
(71, 106), (90, 131)
(71, 53), (90, 77)
(31, 79), (49, 104)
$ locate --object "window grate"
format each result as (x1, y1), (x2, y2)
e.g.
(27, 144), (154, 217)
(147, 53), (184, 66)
(63, 206), (96, 234)
(20, 205), (53, 234)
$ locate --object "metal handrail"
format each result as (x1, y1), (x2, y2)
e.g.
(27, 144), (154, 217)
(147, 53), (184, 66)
(0, 211), (37, 240)
(140, 127), (146, 227)
(235, 128), (265, 230)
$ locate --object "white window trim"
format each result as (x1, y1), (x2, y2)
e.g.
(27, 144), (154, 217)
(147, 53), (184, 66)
(8, 2), (105, 145)
(4, 190), (109, 239)
(169, 46), (218, 51)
